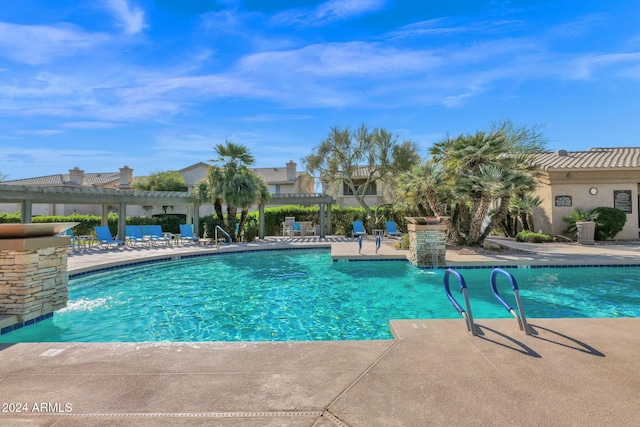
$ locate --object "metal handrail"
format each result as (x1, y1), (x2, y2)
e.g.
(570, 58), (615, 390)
(444, 269), (476, 335)
(490, 268), (530, 335)
(214, 225), (231, 246)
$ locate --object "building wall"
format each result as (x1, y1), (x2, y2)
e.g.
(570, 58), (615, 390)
(325, 179), (391, 208)
(532, 180), (553, 234)
(337, 195), (386, 208)
(534, 169), (640, 239)
(180, 164), (209, 192)
(0, 163), (311, 218)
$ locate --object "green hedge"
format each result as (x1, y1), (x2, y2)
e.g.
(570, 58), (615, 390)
(0, 213), (184, 236)
(1, 206), (404, 238)
(245, 205), (372, 237)
(515, 231), (553, 243)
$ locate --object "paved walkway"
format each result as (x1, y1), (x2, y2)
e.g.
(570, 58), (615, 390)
(1, 237), (639, 426)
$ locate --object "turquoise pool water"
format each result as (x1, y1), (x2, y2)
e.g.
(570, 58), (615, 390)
(2, 250), (639, 342)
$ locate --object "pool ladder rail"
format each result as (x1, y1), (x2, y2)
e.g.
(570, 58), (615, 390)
(490, 268), (531, 335)
(214, 225), (232, 246)
(444, 269), (477, 336)
(443, 268), (530, 336)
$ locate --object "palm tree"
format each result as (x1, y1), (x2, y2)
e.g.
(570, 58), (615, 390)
(509, 193), (543, 233)
(236, 174), (270, 241)
(424, 122), (544, 246)
(194, 141), (270, 241)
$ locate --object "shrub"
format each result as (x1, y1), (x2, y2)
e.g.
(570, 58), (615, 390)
(400, 233), (410, 249)
(562, 207), (599, 235)
(592, 207), (626, 240)
(516, 231), (553, 243)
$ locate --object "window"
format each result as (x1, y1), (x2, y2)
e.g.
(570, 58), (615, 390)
(269, 184), (281, 194)
(343, 180), (377, 196)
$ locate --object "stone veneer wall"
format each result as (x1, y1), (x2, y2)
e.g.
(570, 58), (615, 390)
(0, 237), (69, 323)
(408, 228), (447, 268)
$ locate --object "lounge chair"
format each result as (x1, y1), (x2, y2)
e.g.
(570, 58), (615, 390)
(352, 221), (367, 239)
(141, 225), (171, 246)
(125, 225), (152, 247)
(385, 221), (403, 237)
(301, 221), (316, 236)
(94, 226), (126, 249)
(179, 224), (199, 244)
(283, 217), (296, 236)
(292, 222), (303, 237)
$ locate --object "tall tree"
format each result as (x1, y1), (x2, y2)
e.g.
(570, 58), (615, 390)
(133, 170), (187, 192)
(508, 193), (543, 234)
(193, 141), (270, 241)
(133, 170), (187, 214)
(303, 124), (420, 219)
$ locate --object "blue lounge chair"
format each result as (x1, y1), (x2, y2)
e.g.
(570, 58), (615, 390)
(125, 225), (152, 247)
(385, 221), (403, 237)
(179, 224), (199, 244)
(94, 226), (125, 249)
(59, 228), (80, 253)
(292, 222), (303, 237)
(352, 221), (367, 239)
(141, 225), (171, 246)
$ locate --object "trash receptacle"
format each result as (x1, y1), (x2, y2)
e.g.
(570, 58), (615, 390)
(576, 221), (596, 245)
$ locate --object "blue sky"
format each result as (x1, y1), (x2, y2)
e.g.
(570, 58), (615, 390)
(1, 0), (639, 180)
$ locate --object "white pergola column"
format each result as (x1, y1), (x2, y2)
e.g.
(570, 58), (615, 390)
(117, 202), (126, 240)
(21, 199), (33, 223)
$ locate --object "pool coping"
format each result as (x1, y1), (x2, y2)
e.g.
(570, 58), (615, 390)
(1, 317), (639, 426)
(3, 238), (640, 425)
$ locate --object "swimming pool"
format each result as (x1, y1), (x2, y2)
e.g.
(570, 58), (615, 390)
(1, 249), (639, 342)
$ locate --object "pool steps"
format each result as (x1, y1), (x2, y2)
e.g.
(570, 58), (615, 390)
(445, 267), (531, 336)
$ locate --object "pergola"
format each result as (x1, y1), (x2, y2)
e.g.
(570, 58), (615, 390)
(0, 184), (197, 241)
(0, 184), (335, 239)
(257, 193), (335, 239)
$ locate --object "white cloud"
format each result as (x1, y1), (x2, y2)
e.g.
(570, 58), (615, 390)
(271, 0), (387, 27)
(61, 121), (119, 129)
(103, 0), (147, 34)
(0, 22), (109, 65)
(570, 52), (640, 80)
(238, 41), (442, 78)
(15, 129), (63, 136)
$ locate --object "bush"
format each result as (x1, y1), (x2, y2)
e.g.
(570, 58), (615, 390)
(592, 207), (626, 240)
(400, 233), (410, 249)
(562, 207), (599, 235)
(516, 231), (553, 243)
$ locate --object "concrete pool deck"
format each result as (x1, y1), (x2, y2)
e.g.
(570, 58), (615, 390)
(1, 237), (639, 426)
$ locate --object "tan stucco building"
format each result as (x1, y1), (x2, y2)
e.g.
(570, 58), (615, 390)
(322, 166), (393, 208)
(532, 147), (640, 240)
(0, 161), (314, 217)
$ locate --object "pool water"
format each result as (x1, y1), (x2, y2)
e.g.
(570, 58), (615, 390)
(2, 250), (639, 342)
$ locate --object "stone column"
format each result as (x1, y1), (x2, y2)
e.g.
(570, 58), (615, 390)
(407, 224), (447, 268)
(0, 236), (70, 329)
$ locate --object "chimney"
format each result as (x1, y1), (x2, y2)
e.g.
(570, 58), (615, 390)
(556, 149), (568, 157)
(119, 165), (133, 189)
(68, 167), (85, 186)
(286, 160), (297, 181)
